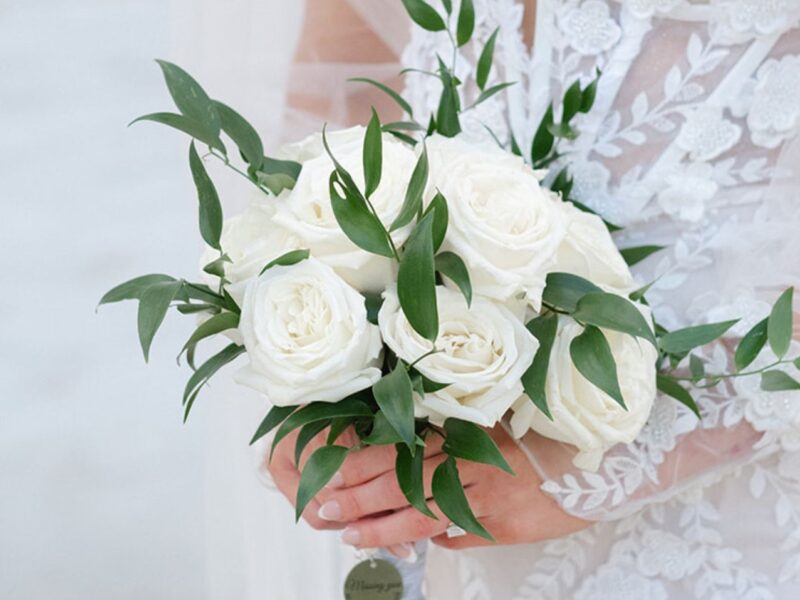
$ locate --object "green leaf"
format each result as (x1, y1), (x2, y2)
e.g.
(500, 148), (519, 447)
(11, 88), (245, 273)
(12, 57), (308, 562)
(441, 0), (452, 14)
(443, 419), (513, 474)
(572, 292), (656, 346)
(562, 80), (582, 123)
(202, 254), (231, 280)
(689, 354), (705, 381)
(137, 280), (183, 362)
(550, 168), (573, 198)
(761, 370), (800, 391)
(361, 412), (403, 446)
(432, 456), (493, 540)
(259, 249), (310, 275)
(295, 445), (349, 521)
(401, 0), (446, 32)
(619, 245), (665, 267)
(476, 28), (499, 91)
(521, 313), (558, 420)
(542, 272), (602, 313)
(768, 288), (794, 359)
(155, 59), (220, 134)
(381, 121), (425, 132)
(329, 172), (395, 258)
(260, 156), (302, 180)
(294, 420), (331, 466)
(327, 417), (353, 444)
(396, 443), (437, 519)
(390, 145), (429, 231)
(182, 344), (246, 421)
(348, 78), (414, 117)
(735, 318), (768, 371)
(373, 363), (416, 451)
(212, 100), (263, 170)
(579, 71), (600, 113)
(436, 65), (462, 138)
(129, 112), (225, 154)
(179, 311), (239, 369)
(423, 191), (449, 252)
(656, 375), (700, 418)
(364, 292), (384, 325)
(659, 320), (739, 356)
(188, 142), (224, 250)
(250, 405), (297, 445)
(398, 212), (439, 342)
(456, 0), (475, 46)
(363, 108), (383, 198)
(531, 105), (555, 164)
(435, 251), (472, 307)
(570, 325), (626, 409)
(271, 396), (372, 454)
(470, 82), (515, 108)
(175, 303), (220, 315)
(546, 121), (578, 140)
(99, 274), (177, 306)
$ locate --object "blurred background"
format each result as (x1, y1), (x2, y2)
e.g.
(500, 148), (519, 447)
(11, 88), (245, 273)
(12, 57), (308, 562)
(0, 1), (313, 597)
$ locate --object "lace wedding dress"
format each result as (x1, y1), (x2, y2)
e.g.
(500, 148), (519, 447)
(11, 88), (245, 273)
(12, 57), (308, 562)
(398, 1), (800, 598)
(182, 0), (800, 597)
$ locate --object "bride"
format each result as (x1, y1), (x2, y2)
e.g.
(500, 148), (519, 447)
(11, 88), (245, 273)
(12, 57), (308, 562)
(192, 0), (800, 597)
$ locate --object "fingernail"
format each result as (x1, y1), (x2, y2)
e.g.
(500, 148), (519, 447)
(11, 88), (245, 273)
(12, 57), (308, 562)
(318, 501), (342, 521)
(388, 543), (417, 563)
(341, 527), (361, 546)
(326, 471), (345, 489)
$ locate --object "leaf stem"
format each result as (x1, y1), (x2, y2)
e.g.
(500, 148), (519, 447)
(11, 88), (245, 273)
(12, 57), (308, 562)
(665, 358), (797, 386)
(409, 347), (441, 370)
(207, 149), (271, 195)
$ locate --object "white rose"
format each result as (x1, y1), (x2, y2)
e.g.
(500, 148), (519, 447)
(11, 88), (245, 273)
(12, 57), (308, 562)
(426, 135), (567, 309)
(379, 286), (538, 427)
(510, 309), (658, 471)
(273, 126), (418, 293)
(234, 258), (383, 406)
(199, 196), (300, 289)
(553, 201), (635, 294)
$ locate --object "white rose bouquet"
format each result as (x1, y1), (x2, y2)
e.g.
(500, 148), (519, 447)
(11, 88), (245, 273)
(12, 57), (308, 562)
(100, 0), (800, 546)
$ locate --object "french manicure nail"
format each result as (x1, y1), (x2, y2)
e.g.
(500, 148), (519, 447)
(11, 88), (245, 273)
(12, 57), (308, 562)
(341, 527), (361, 546)
(318, 501), (342, 521)
(326, 471), (345, 489)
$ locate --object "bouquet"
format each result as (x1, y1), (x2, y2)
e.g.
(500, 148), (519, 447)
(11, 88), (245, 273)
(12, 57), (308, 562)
(101, 0), (800, 558)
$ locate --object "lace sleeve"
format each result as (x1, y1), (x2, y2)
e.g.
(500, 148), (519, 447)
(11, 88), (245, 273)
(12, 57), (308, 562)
(400, 0), (800, 521)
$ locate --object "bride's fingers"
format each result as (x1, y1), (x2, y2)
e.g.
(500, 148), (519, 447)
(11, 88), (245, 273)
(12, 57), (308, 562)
(317, 453), (450, 522)
(329, 435), (445, 489)
(341, 485), (486, 548)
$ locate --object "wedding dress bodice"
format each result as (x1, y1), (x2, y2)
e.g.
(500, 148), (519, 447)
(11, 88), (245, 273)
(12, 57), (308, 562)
(400, 1), (800, 598)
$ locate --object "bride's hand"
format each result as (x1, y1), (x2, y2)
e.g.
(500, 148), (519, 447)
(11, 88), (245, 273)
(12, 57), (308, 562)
(314, 425), (590, 550)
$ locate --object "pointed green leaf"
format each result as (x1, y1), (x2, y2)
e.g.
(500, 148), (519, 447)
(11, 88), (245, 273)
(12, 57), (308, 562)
(212, 100), (263, 170)
(689, 354), (705, 381)
(129, 112), (225, 154)
(531, 104), (554, 163)
(348, 78), (414, 117)
(362, 411), (403, 446)
(260, 156), (302, 180)
(579, 71), (601, 113)
(329, 172), (395, 258)
(761, 370), (800, 391)
(259, 249), (310, 275)
(436, 58), (461, 137)
(391, 145), (429, 231)
(456, 0), (474, 46)
(470, 82), (516, 108)
(659, 320), (739, 356)
(295, 445), (349, 521)
(179, 311), (239, 369)
(735, 318), (768, 371)
(363, 108), (383, 198)
(188, 141), (223, 250)
(619, 245), (665, 267)
(768, 288), (794, 359)
(401, 0), (446, 32)
(137, 280), (183, 362)
(521, 313), (558, 420)
(435, 251), (472, 307)
(570, 325), (626, 409)
(441, 0), (452, 14)
(294, 420), (331, 466)
(542, 272), (602, 313)
(99, 274), (177, 306)
(443, 419), (513, 474)
(183, 343), (246, 421)
(476, 28), (499, 91)
(423, 191), (449, 252)
(572, 292), (656, 346)
(562, 80), (583, 122)
(250, 405), (297, 445)
(656, 375), (700, 418)
(364, 292), (384, 325)
(202, 254), (231, 280)
(396, 443), (437, 519)
(432, 456), (493, 540)
(373, 363), (416, 450)
(155, 59), (220, 134)
(398, 212), (439, 342)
